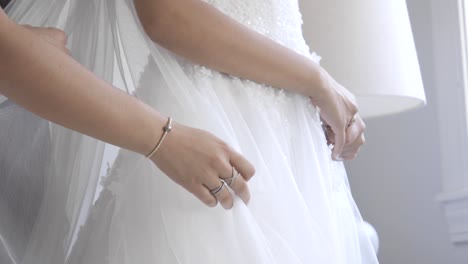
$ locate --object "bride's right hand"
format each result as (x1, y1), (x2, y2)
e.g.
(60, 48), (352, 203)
(310, 69), (359, 161)
(150, 123), (256, 209)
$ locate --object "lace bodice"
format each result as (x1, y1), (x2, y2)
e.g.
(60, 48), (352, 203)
(179, 0), (320, 77)
(203, 0), (311, 55)
(176, 0), (321, 122)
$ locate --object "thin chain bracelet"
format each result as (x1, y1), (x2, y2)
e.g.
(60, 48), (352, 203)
(146, 117), (173, 159)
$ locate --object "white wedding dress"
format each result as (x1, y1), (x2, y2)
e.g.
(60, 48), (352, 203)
(2, 0), (379, 263)
(66, 1), (379, 263)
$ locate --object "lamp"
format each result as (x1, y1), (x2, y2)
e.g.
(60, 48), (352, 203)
(300, 0), (426, 118)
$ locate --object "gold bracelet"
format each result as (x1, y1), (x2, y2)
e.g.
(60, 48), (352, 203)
(146, 117), (173, 159)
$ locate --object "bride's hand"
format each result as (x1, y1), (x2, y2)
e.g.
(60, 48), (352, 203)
(323, 114), (366, 160)
(310, 69), (359, 160)
(150, 123), (255, 209)
(22, 25), (70, 55)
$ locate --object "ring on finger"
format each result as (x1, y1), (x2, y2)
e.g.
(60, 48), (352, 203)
(221, 167), (241, 186)
(227, 172), (241, 187)
(209, 181), (225, 196)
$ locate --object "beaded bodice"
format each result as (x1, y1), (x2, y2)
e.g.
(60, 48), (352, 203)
(203, 0), (311, 56)
(174, 0), (320, 116)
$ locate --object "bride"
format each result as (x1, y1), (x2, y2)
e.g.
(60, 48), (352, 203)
(3, 0), (378, 263)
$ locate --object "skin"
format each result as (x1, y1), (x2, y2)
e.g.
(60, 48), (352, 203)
(0, 10), (254, 209)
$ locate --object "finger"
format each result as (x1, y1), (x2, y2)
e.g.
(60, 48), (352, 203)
(213, 182), (234, 209)
(26, 26), (70, 54)
(64, 48), (72, 56)
(324, 126), (335, 145)
(229, 149), (256, 181)
(345, 127), (366, 152)
(341, 134), (365, 160)
(332, 127), (346, 161)
(346, 117), (365, 144)
(190, 185), (218, 208)
(341, 147), (360, 160)
(228, 174), (251, 204)
(345, 123), (360, 145)
(29, 27), (66, 45)
(205, 179), (233, 210)
(46, 27), (68, 45)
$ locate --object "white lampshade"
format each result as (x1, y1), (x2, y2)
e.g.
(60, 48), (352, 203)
(300, 0), (426, 118)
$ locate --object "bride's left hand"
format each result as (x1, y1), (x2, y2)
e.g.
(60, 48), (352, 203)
(323, 114), (366, 160)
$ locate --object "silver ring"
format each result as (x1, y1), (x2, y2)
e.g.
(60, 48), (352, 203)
(229, 172), (240, 186)
(209, 181), (225, 195)
(222, 167), (240, 186)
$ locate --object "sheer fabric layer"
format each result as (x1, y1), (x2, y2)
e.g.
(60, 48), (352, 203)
(0, 0), (379, 263)
(67, 0), (379, 263)
(1, 0), (115, 263)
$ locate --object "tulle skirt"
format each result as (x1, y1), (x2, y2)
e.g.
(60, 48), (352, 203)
(66, 58), (378, 264)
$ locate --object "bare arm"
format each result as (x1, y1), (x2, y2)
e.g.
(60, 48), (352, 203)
(0, 10), (164, 155)
(0, 10), (255, 208)
(133, 0), (328, 98)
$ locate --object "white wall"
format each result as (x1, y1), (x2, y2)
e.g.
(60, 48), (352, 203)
(300, 0), (468, 263)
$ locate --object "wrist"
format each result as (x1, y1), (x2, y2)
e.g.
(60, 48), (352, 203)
(134, 106), (167, 157)
(145, 116), (172, 159)
(302, 62), (331, 102)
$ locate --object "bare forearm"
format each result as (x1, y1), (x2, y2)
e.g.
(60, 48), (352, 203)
(0, 13), (163, 155)
(134, 0), (327, 98)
